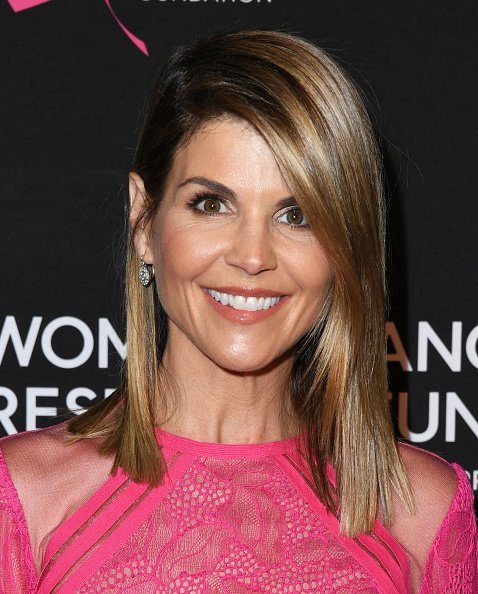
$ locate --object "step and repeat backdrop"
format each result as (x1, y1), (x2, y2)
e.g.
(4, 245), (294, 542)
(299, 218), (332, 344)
(1, 1), (477, 496)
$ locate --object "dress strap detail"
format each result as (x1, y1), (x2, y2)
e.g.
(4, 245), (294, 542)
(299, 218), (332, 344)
(275, 450), (410, 594)
(0, 442), (39, 590)
(37, 448), (195, 594)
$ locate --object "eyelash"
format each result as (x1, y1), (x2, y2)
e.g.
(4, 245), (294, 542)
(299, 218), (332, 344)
(185, 191), (309, 229)
(275, 206), (309, 230)
(185, 191), (227, 215)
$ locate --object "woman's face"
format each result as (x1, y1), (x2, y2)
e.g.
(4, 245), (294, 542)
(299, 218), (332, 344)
(138, 117), (332, 372)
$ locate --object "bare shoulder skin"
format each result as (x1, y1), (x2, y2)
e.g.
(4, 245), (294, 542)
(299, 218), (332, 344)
(388, 442), (459, 590)
(1, 423), (114, 572)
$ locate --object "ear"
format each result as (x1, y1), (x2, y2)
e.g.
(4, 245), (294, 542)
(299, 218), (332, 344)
(129, 172), (154, 264)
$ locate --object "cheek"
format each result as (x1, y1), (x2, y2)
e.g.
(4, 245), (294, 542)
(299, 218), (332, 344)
(152, 223), (222, 297)
(287, 250), (333, 335)
(288, 246), (332, 296)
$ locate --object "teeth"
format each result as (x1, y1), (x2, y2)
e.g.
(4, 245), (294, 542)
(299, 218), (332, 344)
(244, 297), (258, 311)
(207, 290), (282, 311)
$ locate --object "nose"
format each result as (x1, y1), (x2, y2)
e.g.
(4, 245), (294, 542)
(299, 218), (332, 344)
(224, 219), (278, 275)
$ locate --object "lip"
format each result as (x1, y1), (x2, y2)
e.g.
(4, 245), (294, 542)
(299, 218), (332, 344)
(203, 286), (286, 298)
(203, 288), (290, 324)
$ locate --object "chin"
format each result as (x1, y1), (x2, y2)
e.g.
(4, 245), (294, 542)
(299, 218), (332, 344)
(209, 347), (290, 375)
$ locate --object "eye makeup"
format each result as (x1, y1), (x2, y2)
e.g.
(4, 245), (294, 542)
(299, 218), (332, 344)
(184, 189), (308, 229)
(275, 206), (309, 229)
(185, 191), (229, 216)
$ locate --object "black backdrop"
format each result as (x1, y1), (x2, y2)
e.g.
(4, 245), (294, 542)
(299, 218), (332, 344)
(1, 0), (477, 501)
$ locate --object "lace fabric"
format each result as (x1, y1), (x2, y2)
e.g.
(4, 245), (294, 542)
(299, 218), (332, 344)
(418, 464), (477, 594)
(77, 455), (385, 593)
(0, 442), (37, 593)
(0, 427), (476, 593)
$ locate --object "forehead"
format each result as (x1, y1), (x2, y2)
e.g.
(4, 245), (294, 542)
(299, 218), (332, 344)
(166, 117), (291, 197)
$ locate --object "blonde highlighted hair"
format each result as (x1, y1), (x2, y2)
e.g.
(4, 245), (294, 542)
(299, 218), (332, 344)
(69, 30), (413, 536)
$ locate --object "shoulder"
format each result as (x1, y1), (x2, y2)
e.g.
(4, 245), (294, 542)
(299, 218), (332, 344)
(398, 441), (459, 522)
(0, 423), (113, 565)
(1, 422), (112, 490)
(0, 421), (114, 499)
(389, 442), (474, 574)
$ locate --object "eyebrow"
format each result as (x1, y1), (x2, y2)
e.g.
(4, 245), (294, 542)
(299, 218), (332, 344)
(176, 176), (298, 209)
(177, 176), (236, 200)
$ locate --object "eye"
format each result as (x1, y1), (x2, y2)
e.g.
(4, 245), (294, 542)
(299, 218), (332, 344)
(201, 197), (226, 213)
(276, 206), (308, 228)
(186, 192), (229, 215)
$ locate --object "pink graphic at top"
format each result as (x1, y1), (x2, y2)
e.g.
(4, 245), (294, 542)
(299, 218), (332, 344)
(104, 0), (149, 56)
(6, 0), (149, 57)
(6, 0), (50, 10)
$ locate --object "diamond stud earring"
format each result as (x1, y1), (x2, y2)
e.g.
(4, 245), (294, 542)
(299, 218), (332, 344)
(139, 259), (154, 287)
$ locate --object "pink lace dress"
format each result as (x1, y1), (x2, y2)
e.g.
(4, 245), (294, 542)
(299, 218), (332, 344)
(0, 426), (476, 593)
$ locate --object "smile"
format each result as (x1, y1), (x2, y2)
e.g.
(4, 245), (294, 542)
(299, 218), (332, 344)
(206, 289), (283, 311)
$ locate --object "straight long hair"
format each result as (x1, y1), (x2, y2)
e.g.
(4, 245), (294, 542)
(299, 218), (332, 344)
(68, 30), (413, 536)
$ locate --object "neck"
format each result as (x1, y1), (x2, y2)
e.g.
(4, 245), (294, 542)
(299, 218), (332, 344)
(156, 330), (299, 444)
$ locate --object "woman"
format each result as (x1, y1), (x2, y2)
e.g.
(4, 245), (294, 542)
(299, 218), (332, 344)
(0, 30), (476, 593)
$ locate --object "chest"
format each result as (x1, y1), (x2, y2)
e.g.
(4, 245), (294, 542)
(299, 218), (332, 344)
(35, 455), (408, 593)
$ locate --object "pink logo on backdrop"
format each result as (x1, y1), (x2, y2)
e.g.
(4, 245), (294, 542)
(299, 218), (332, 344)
(6, 0), (49, 9)
(6, 0), (149, 56)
